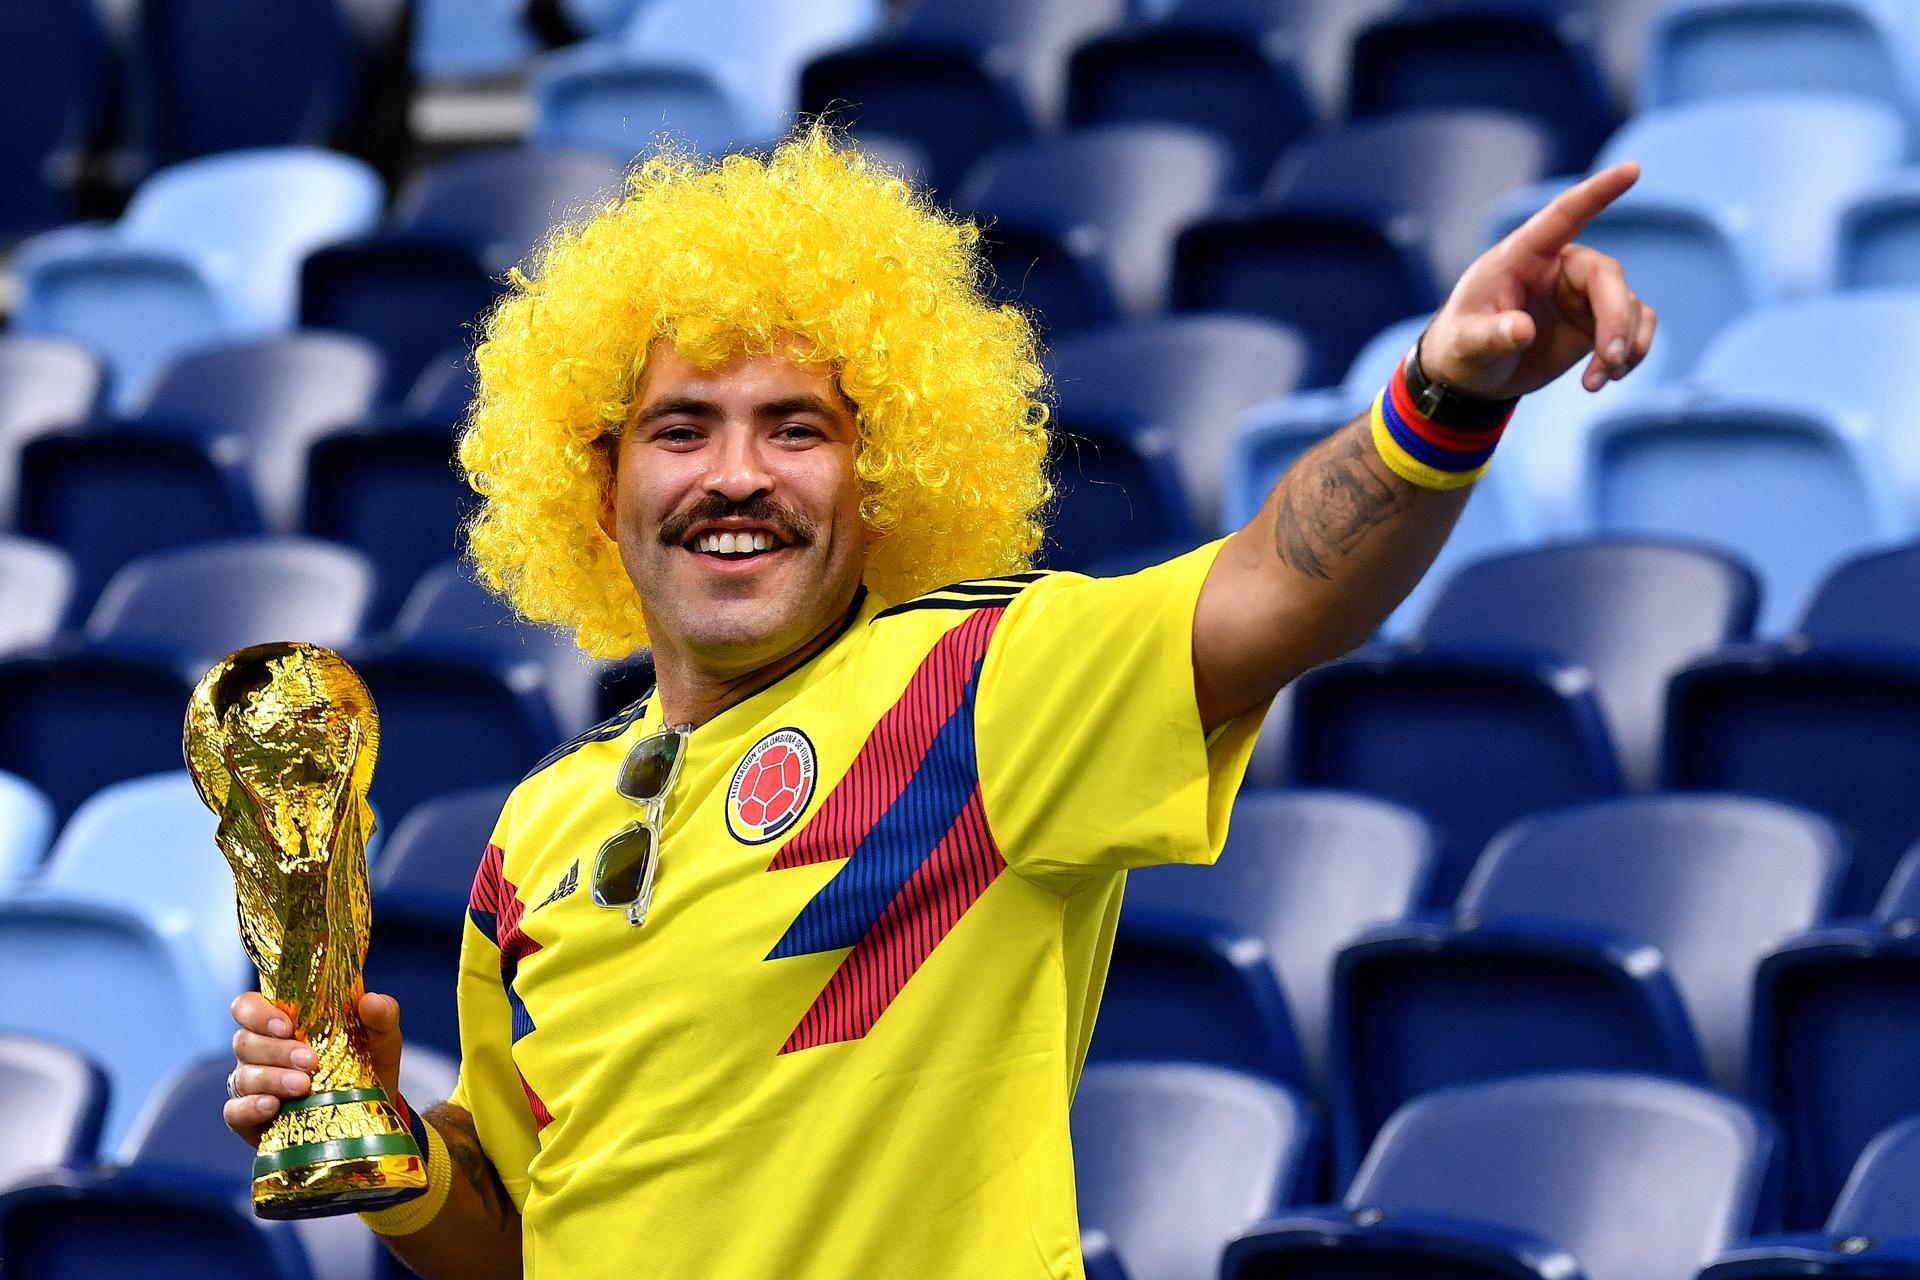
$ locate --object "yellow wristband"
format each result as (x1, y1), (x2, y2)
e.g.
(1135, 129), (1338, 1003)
(359, 1116), (452, 1237)
(1369, 392), (1492, 491)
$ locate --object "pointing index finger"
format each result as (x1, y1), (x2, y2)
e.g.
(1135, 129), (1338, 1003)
(1508, 161), (1641, 259)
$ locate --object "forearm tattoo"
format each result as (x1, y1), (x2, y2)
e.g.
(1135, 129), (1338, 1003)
(1269, 421), (1411, 580)
(427, 1102), (515, 1229)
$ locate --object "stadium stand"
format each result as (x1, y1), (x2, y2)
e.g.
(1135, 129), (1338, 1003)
(410, 0), (541, 84)
(0, 537), (76, 656)
(1840, 170), (1920, 291)
(0, 338), (104, 528)
(0, 1033), (106, 1190)
(0, 771), (55, 890)
(0, 0), (114, 240)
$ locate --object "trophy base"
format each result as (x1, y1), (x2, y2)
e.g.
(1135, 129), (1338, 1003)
(254, 1150), (431, 1220)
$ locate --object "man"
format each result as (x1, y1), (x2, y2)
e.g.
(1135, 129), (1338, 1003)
(226, 126), (1654, 1278)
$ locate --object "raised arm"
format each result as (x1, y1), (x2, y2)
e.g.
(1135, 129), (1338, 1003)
(1193, 162), (1656, 730)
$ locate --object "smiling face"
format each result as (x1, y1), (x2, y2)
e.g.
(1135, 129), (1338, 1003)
(607, 339), (874, 681)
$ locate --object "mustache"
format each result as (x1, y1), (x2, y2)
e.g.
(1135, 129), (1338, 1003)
(657, 493), (818, 548)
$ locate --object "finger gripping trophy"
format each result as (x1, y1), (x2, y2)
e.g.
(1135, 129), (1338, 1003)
(184, 641), (427, 1219)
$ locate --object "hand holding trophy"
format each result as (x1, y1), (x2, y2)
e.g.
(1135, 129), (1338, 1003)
(184, 641), (427, 1219)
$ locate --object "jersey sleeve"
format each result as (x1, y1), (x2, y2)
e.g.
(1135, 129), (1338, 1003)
(973, 538), (1269, 889)
(445, 797), (539, 1211)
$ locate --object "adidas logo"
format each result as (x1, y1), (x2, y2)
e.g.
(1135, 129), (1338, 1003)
(536, 861), (579, 911)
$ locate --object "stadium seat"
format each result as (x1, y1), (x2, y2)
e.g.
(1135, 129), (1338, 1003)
(798, 0), (1129, 192)
(366, 784), (511, 1059)
(1643, 0), (1920, 136)
(300, 147), (622, 404)
(955, 124), (1232, 335)
(0, 337), (105, 526)
(0, 537), (75, 657)
(1048, 315), (1307, 549)
(1093, 790), (1436, 1088)
(0, 655), (196, 823)
(1594, 95), (1904, 300)
(0, 1178), (316, 1280)
(0, 771), (55, 890)
(532, 0), (883, 155)
(1795, 540), (1920, 650)
(411, 0), (539, 82)
(560, 0), (648, 38)
(1222, 1073), (1778, 1280)
(1838, 170), (1920, 290)
(82, 540), (375, 677)
(1173, 110), (1552, 384)
(121, 0), (408, 178)
(1749, 843), (1920, 1226)
(1073, 1063), (1319, 1280)
(0, 1034), (107, 1188)
(1347, 3), (1620, 173)
(0, 0), (113, 239)
(1329, 794), (1844, 1178)
(1063, 0), (1401, 193)
(1585, 291), (1920, 634)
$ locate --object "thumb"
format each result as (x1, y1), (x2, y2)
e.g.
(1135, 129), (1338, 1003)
(1445, 308), (1535, 361)
(358, 991), (405, 1095)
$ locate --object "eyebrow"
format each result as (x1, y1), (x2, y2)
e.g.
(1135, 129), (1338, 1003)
(634, 393), (848, 427)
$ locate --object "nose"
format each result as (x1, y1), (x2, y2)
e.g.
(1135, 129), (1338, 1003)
(703, 425), (775, 504)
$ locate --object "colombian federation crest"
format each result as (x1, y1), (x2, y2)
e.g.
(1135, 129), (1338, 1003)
(727, 728), (817, 844)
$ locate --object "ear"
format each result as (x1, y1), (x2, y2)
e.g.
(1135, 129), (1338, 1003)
(596, 437), (620, 541)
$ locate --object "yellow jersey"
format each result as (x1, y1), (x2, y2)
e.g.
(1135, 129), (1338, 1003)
(450, 539), (1264, 1278)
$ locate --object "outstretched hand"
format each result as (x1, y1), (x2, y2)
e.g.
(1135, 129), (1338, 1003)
(1420, 161), (1656, 401)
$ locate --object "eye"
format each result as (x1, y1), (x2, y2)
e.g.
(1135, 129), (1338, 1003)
(654, 425), (702, 444)
(775, 423), (822, 442)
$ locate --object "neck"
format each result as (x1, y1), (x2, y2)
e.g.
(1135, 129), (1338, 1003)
(649, 589), (862, 729)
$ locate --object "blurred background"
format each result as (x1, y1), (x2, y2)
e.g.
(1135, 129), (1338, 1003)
(4, 1), (1920, 1278)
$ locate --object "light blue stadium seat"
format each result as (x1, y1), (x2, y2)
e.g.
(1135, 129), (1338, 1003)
(956, 124), (1231, 334)
(1092, 790), (1436, 1090)
(1838, 169), (1920, 290)
(0, 536), (75, 658)
(1702, 1113), (1920, 1276)
(0, 337), (103, 528)
(1643, 0), (1920, 137)
(411, 0), (538, 81)
(1595, 94), (1904, 301)
(560, 0), (648, 37)
(1330, 795), (1843, 1179)
(533, 0), (883, 155)
(0, 1033), (107, 1188)
(1793, 539), (1920, 650)
(0, 770), (56, 890)
(1073, 1063), (1318, 1280)
(1224, 1073), (1779, 1280)
(13, 149), (385, 410)
(1585, 291), (1920, 634)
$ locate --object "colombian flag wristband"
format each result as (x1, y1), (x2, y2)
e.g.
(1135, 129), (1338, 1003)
(360, 1104), (453, 1237)
(1369, 352), (1513, 491)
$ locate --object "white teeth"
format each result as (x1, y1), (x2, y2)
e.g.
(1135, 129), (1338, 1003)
(752, 532), (771, 551)
(718, 531), (739, 554)
(692, 530), (780, 555)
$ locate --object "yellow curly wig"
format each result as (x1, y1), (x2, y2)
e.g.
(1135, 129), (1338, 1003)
(457, 123), (1053, 659)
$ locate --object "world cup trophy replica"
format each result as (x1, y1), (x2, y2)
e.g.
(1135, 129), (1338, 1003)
(184, 641), (427, 1219)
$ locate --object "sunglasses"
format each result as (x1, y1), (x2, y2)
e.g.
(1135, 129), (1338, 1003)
(592, 723), (692, 926)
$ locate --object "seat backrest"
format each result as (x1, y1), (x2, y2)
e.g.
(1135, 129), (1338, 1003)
(1828, 1112), (1920, 1237)
(1796, 540), (1920, 651)
(0, 337), (102, 441)
(371, 783), (511, 909)
(1349, 1073), (1775, 1280)
(0, 0), (113, 238)
(901, 0), (1128, 123)
(1123, 790), (1434, 1081)
(1050, 315), (1306, 530)
(392, 147), (622, 266)
(1419, 540), (1758, 788)
(1267, 108), (1553, 285)
(1841, 175), (1920, 289)
(0, 768), (56, 889)
(1463, 795), (1846, 1086)
(1872, 841), (1920, 924)
(1597, 94), (1903, 297)
(84, 538), (374, 671)
(1073, 1063), (1314, 1280)
(0, 1032), (107, 1183)
(0, 536), (74, 659)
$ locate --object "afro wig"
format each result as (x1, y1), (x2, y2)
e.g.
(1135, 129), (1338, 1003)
(457, 124), (1053, 659)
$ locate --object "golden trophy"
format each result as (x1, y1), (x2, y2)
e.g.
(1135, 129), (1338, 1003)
(184, 641), (427, 1220)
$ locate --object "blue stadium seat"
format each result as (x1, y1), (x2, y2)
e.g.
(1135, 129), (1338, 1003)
(0, 655), (196, 823)
(82, 539), (375, 676)
(1174, 110), (1552, 384)
(1749, 843), (1920, 1226)
(0, 1179), (315, 1280)
(300, 147), (621, 404)
(1330, 795), (1843, 1180)
(1049, 315), (1307, 551)
(0, 537), (75, 657)
(1595, 95), (1904, 300)
(533, 0), (883, 155)
(1701, 1113), (1920, 1277)
(366, 784), (510, 1059)
(1063, 0), (1401, 193)
(0, 335), (105, 529)
(1092, 790), (1435, 1089)
(1643, 0), (1920, 136)
(1223, 1073), (1778, 1280)
(560, 0), (649, 38)
(1794, 540), (1920, 650)
(956, 124), (1231, 335)
(1585, 292), (1920, 634)
(0, 1034), (107, 1187)
(14, 150), (385, 410)
(1073, 1063), (1318, 1280)
(0, 771), (55, 890)
(1838, 170), (1920, 290)
(1347, 2), (1620, 173)
(0, 0), (113, 239)
(412, 0), (539, 82)
(798, 0), (1129, 192)
(122, 0), (408, 178)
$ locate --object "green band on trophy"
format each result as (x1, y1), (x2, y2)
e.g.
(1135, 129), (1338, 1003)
(279, 1087), (392, 1115)
(254, 1132), (423, 1176)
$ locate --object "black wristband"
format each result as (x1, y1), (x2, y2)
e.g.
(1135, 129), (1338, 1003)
(1406, 332), (1519, 431)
